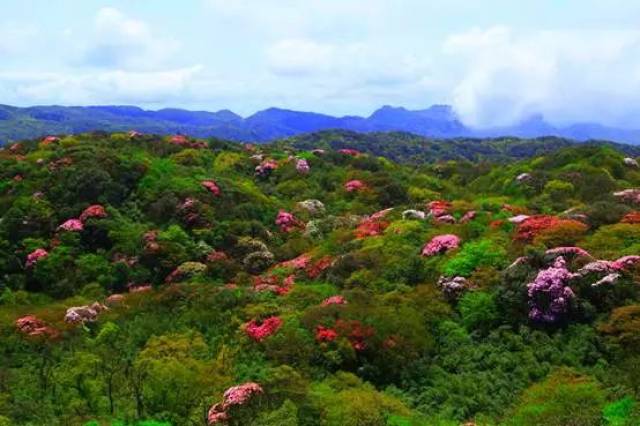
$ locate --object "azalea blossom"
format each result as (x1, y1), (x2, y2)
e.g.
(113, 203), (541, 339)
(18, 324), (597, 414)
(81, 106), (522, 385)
(427, 200), (452, 217)
(344, 180), (365, 192)
(201, 180), (221, 196)
(58, 218), (84, 232)
(275, 210), (302, 232)
(338, 148), (360, 156)
(207, 382), (264, 424)
(614, 189), (640, 205)
(322, 295), (347, 306)
(437, 275), (470, 299)
(545, 246), (592, 259)
(460, 210), (477, 223)
(255, 159), (278, 177)
(421, 234), (461, 257)
(79, 204), (107, 222)
(527, 257), (576, 323)
(26, 248), (48, 268)
(15, 315), (58, 338)
(296, 158), (310, 174)
(64, 302), (107, 324)
(244, 316), (283, 341)
(315, 325), (338, 342)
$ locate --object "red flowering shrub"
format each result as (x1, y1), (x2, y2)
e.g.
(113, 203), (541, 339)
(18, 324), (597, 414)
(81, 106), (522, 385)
(315, 325), (338, 342)
(201, 180), (221, 196)
(26, 248), (48, 268)
(515, 215), (588, 243)
(79, 204), (107, 222)
(322, 295), (347, 306)
(621, 211), (640, 224)
(334, 319), (375, 351)
(277, 253), (311, 270)
(253, 274), (295, 295)
(338, 148), (360, 156)
(427, 200), (452, 218)
(421, 234), (461, 257)
(345, 180), (366, 192)
(244, 317), (283, 341)
(15, 315), (59, 338)
(306, 256), (333, 278)
(355, 213), (390, 238)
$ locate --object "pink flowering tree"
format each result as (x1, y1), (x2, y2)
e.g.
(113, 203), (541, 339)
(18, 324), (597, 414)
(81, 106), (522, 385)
(244, 316), (283, 342)
(207, 382), (264, 424)
(421, 234), (461, 257)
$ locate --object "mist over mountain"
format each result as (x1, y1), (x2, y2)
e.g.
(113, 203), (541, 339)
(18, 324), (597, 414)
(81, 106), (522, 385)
(1, 103), (638, 144)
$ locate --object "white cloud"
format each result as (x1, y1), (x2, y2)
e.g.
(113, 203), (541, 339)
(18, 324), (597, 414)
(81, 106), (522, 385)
(82, 7), (180, 70)
(443, 27), (640, 128)
(0, 24), (38, 56)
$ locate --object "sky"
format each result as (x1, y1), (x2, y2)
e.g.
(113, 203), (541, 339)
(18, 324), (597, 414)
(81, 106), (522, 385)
(2, 0), (640, 128)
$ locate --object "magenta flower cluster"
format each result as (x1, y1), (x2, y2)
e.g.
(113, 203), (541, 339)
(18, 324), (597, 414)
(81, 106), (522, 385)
(421, 234), (460, 257)
(527, 257), (576, 323)
(208, 382), (264, 424)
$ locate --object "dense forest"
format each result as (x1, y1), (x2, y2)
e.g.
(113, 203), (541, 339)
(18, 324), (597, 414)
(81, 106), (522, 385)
(1, 131), (640, 425)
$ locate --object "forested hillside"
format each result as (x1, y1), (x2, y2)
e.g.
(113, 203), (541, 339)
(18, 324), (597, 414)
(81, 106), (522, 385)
(1, 131), (640, 425)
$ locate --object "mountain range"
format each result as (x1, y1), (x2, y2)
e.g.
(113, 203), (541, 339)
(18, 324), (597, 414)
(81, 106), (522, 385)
(0, 103), (639, 145)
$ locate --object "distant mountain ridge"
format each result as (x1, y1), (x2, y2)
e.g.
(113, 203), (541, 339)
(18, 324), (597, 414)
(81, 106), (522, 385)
(0, 103), (638, 145)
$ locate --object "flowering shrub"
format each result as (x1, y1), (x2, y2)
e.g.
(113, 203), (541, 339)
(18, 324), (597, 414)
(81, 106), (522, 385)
(26, 248), (48, 267)
(64, 302), (108, 324)
(516, 172), (532, 183)
(437, 275), (470, 299)
(275, 210), (302, 232)
(42, 136), (60, 145)
(338, 148), (360, 156)
(545, 246), (592, 259)
(345, 180), (366, 192)
(427, 200), (451, 218)
(201, 180), (221, 196)
(515, 215), (587, 243)
(15, 315), (58, 338)
(296, 158), (310, 174)
(334, 319), (375, 351)
(460, 210), (476, 223)
(105, 294), (125, 305)
(421, 234), (461, 257)
(402, 209), (426, 220)
(355, 213), (390, 238)
(612, 255), (640, 270)
(306, 256), (333, 279)
(322, 295), (347, 306)
(128, 283), (152, 293)
(165, 261), (207, 283)
(296, 199), (325, 216)
(244, 317), (283, 341)
(206, 250), (228, 262)
(614, 189), (640, 205)
(527, 257), (576, 323)
(255, 159), (278, 177)
(253, 274), (295, 295)
(79, 204), (107, 222)
(509, 214), (530, 224)
(58, 218), (84, 232)
(315, 325), (338, 342)
(624, 157), (639, 167)
(621, 211), (640, 224)
(207, 382), (264, 424)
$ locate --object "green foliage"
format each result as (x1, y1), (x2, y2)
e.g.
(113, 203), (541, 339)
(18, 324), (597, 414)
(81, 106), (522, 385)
(442, 239), (507, 277)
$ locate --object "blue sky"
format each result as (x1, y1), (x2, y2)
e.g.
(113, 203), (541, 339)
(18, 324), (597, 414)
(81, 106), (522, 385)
(2, 0), (640, 127)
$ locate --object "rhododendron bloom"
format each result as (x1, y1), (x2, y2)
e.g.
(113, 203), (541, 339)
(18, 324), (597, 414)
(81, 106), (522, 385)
(402, 209), (426, 220)
(322, 295), (347, 306)
(614, 189), (640, 205)
(316, 325), (338, 342)
(128, 284), (152, 293)
(515, 215), (587, 242)
(435, 214), (456, 224)
(345, 180), (365, 192)
(106, 294), (125, 305)
(421, 234), (460, 256)
(296, 158), (310, 173)
(621, 211), (640, 224)
(58, 218), (84, 232)
(26, 248), (48, 267)
(296, 199), (325, 216)
(545, 246), (592, 258)
(427, 200), (452, 217)
(79, 204), (107, 222)
(15, 315), (58, 338)
(170, 134), (188, 145)
(338, 148), (360, 156)
(624, 157), (639, 167)
(612, 255), (640, 270)
(42, 136), (60, 145)
(335, 319), (374, 351)
(437, 275), (470, 299)
(275, 210), (302, 232)
(255, 159), (278, 177)
(207, 382), (264, 425)
(201, 180), (221, 196)
(578, 260), (616, 275)
(279, 253), (311, 270)
(253, 274), (294, 295)
(509, 214), (530, 224)
(592, 273), (621, 287)
(527, 257), (576, 323)
(460, 210), (476, 223)
(355, 212), (390, 238)
(306, 256), (333, 278)
(64, 302), (107, 324)
(206, 250), (228, 262)
(244, 317), (283, 341)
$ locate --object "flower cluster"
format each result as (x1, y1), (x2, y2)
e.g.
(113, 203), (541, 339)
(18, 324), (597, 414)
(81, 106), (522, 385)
(315, 325), (338, 342)
(170, 135), (207, 149)
(296, 158), (310, 174)
(527, 257), (576, 323)
(614, 189), (640, 205)
(58, 218), (84, 232)
(306, 256), (333, 279)
(437, 275), (470, 299)
(515, 215), (587, 241)
(421, 234), (461, 257)
(344, 179), (366, 192)
(624, 157), (639, 167)
(143, 230), (160, 253)
(621, 211), (640, 224)
(460, 210), (477, 223)
(277, 253), (311, 270)
(545, 246), (592, 259)
(516, 172), (532, 183)
(79, 204), (107, 222)
(165, 261), (207, 283)
(15, 315), (58, 338)
(355, 209), (392, 238)
(206, 250), (228, 262)
(296, 199), (325, 216)
(41, 136), (60, 145)
(334, 319), (375, 351)
(275, 210), (302, 232)
(244, 317), (283, 341)
(64, 302), (108, 324)
(253, 274), (295, 295)
(26, 248), (48, 268)
(508, 214), (530, 224)
(207, 382), (264, 424)
(255, 159), (278, 177)
(105, 294), (125, 305)
(402, 209), (426, 220)
(322, 295), (347, 306)
(201, 180), (221, 196)
(427, 200), (451, 217)
(128, 283), (152, 293)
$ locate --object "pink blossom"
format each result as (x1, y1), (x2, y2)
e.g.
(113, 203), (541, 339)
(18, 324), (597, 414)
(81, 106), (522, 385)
(106, 294), (125, 305)
(435, 214), (456, 224)
(345, 180), (365, 192)
(460, 210), (476, 223)
(437, 276), (470, 299)
(612, 255), (640, 270)
(79, 205), (107, 222)
(64, 302), (107, 324)
(578, 260), (616, 275)
(201, 180), (221, 196)
(527, 257), (576, 323)
(15, 315), (58, 338)
(592, 273), (621, 287)
(58, 218), (84, 232)
(321, 295), (347, 306)
(338, 148), (360, 156)
(41, 136), (60, 145)
(244, 317), (283, 341)
(614, 189), (640, 205)
(545, 246), (592, 259)
(296, 158), (310, 174)
(170, 134), (188, 145)
(206, 250), (228, 262)
(255, 159), (278, 177)
(509, 214), (530, 224)
(427, 200), (451, 217)
(128, 283), (152, 293)
(278, 253), (311, 270)
(207, 383), (264, 424)
(315, 326), (338, 342)
(26, 248), (48, 267)
(275, 210), (302, 232)
(421, 234), (461, 257)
